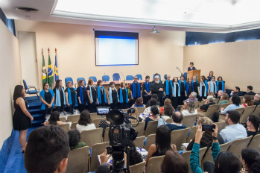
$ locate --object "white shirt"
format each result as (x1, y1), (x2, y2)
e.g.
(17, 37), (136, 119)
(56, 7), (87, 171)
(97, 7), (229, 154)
(76, 123), (96, 133)
(161, 115), (171, 121)
(143, 107), (160, 115)
(182, 109), (198, 116)
(219, 124), (247, 143)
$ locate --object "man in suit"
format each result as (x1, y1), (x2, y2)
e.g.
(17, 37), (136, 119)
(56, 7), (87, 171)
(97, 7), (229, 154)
(230, 86), (243, 96)
(254, 93), (260, 106)
(200, 96), (215, 111)
(245, 86), (256, 96)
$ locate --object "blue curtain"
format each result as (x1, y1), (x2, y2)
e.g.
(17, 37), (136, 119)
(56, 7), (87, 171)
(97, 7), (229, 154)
(0, 8), (16, 36)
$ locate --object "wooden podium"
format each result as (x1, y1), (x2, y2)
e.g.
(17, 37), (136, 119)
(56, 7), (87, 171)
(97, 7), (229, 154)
(187, 70), (201, 83)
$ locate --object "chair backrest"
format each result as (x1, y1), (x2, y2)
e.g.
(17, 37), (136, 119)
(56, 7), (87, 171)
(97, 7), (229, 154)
(126, 75), (134, 80)
(71, 122), (77, 130)
(228, 136), (252, 158)
(67, 115), (80, 123)
(146, 155), (165, 173)
(102, 75), (110, 82)
(77, 77), (86, 86)
(213, 98), (220, 104)
(145, 121), (158, 137)
(113, 73), (120, 81)
(66, 146), (89, 173)
(133, 136), (146, 148)
(136, 74), (142, 80)
(248, 134), (260, 152)
(186, 126), (197, 143)
(194, 101), (200, 108)
(90, 142), (109, 171)
(93, 118), (106, 128)
(253, 105), (260, 116)
(65, 77), (74, 86)
(137, 107), (146, 114)
(144, 134), (156, 151)
(220, 103), (231, 109)
(80, 128), (103, 148)
(103, 127), (109, 142)
(198, 101), (205, 108)
(205, 104), (219, 119)
(215, 121), (227, 133)
(171, 128), (191, 150)
(166, 118), (173, 124)
(59, 117), (66, 122)
(90, 113), (101, 120)
(182, 114), (197, 128)
(133, 122), (145, 137)
(58, 124), (70, 132)
(235, 107), (245, 116)
(240, 105), (256, 124)
(181, 150), (192, 173)
(199, 147), (208, 165)
(152, 74), (161, 80)
(23, 80), (28, 90)
(129, 161), (145, 173)
(240, 96), (244, 104)
(89, 76), (97, 82)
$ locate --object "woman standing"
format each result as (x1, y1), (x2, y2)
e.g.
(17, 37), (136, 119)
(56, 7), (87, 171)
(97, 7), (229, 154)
(208, 76), (217, 95)
(77, 80), (87, 113)
(185, 78), (194, 98)
(13, 85), (34, 153)
(207, 71), (214, 81)
(172, 77), (180, 109)
(65, 81), (76, 114)
(96, 80), (107, 107)
(216, 76), (225, 92)
(178, 75), (186, 105)
(53, 80), (66, 112)
(198, 75), (208, 101)
(118, 82), (128, 109)
(86, 79), (96, 113)
(192, 76), (199, 95)
(107, 82), (119, 109)
(40, 83), (54, 121)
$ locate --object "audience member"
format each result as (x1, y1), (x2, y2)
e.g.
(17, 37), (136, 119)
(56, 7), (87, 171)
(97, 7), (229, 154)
(182, 101), (198, 116)
(143, 98), (159, 115)
(208, 76), (217, 94)
(146, 94), (160, 107)
(96, 80), (108, 106)
(161, 104), (174, 121)
(241, 148), (260, 173)
(200, 96), (215, 111)
(145, 125), (174, 166)
(178, 75), (186, 105)
(99, 114), (110, 137)
(161, 150), (189, 173)
(68, 129), (86, 150)
(218, 93), (229, 109)
(44, 111), (63, 126)
(198, 75), (208, 101)
(40, 82), (54, 122)
(143, 106), (159, 130)
(164, 75), (174, 100)
(151, 76), (164, 106)
(253, 93), (260, 106)
(185, 77), (194, 98)
(127, 141), (143, 166)
(65, 81), (76, 114)
(77, 79), (87, 113)
(241, 95), (254, 108)
(231, 86), (243, 96)
(219, 110), (247, 143)
(53, 79), (66, 113)
(208, 91), (216, 98)
(130, 76), (141, 104)
(246, 115), (260, 137)
(107, 82), (118, 109)
(24, 125), (70, 173)
(132, 97), (145, 108)
(216, 76), (225, 93)
(158, 112), (186, 131)
(76, 110), (96, 133)
(118, 81), (128, 109)
(184, 92), (198, 104)
(246, 86), (256, 96)
(160, 98), (172, 115)
(217, 90), (223, 98)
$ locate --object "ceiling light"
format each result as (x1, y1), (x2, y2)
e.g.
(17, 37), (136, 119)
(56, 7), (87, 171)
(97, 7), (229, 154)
(151, 26), (160, 34)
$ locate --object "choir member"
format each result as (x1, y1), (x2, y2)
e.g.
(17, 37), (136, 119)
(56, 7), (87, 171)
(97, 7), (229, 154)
(172, 77), (180, 109)
(40, 83), (54, 121)
(151, 73), (162, 84)
(216, 76), (225, 92)
(130, 76), (141, 104)
(86, 79), (96, 113)
(151, 76), (164, 106)
(188, 62), (196, 71)
(207, 71), (214, 81)
(142, 75), (151, 105)
(65, 81), (76, 114)
(118, 82), (128, 109)
(198, 75), (208, 101)
(178, 75), (186, 105)
(77, 80), (87, 113)
(185, 78), (194, 98)
(107, 82), (119, 109)
(164, 75), (174, 100)
(53, 79), (66, 112)
(192, 76), (199, 95)
(96, 80), (107, 106)
(208, 76), (217, 95)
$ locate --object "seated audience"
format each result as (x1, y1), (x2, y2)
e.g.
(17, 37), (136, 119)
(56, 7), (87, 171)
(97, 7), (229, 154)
(161, 104), (174, 121)
(246, 86), (256, 96)
(208, 91), (216, 98)
(190, 124), (241, 173)
(24, 125), (70, 173)
(218, 93), (229, 109)
(146, 94), (160, 107)
(161, 150), (189, 173)
(200, 96), (215, 111)
(241, 95), (254, 108)
(231, 86), (243, 96)
(67, 129), (86, 150)
(76, 110), (96, 133)
(182, 101), (198, 116)
(217, 90), (223, 98)
(247, 115), (260, 137)
(160, 98), (172, 115)
(145, 125), (174, 166)
(253, 93), (260, 106)
(158, 112), (186, 131)
(132, 97), (145, 108)
(99, 115), (110, 137)
(184, 92), (198, 104)
(143, 98), (159, 115)
(241, 148), (260, 173)
(219, 110), (247, 143)
(143, 106), (159, 130)
(44, 111), (64, 126)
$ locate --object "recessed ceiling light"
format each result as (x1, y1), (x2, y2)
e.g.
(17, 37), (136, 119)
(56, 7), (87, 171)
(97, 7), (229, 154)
(16, 7), (39, 13)
(25, 15), (32, 18)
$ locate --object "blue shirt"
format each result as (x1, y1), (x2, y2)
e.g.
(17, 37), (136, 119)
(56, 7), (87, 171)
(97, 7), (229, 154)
(188, 67), (196, 71)
(219, 124), (247, 143)
(221, 104), (240, 114)
(158, 118), (186, 131)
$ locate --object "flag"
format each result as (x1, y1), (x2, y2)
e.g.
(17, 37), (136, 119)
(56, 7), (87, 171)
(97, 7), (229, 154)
(55, 48), (59, 81)
(48, 49), (54, 87)
(42, 50), (48, 84)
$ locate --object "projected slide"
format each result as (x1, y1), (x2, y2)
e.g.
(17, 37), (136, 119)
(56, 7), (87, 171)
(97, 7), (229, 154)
(95, 31), (139, 66)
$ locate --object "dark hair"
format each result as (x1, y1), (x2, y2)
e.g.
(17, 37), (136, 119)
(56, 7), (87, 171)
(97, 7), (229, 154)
(244, 95), (254, 106)
(43, 82), (49, 89)
(13, 85), (24, 100)
(231, 95), (241, 106)
(68, 130), (81, 149)
(88, 79), (93, 85)
(164, 104), (173, 117)
(247, 86), (253, 91)
(78, 110), (92, 126)
(172, 112), (183, 123)
(173, 77), (178, 82)
(97, 80), (102, 86)
(201, 75), (206, 83)
(161, 150), (189, 173)
(209, 71), (214, 77)
(222, 93), (229, 100)
(55, 79), (62, 89)
(48, 111), (60, 125)
(190, 62), (194, 65)
(120, 82), (125, 88)
(248, 115), (260, 132)
(214, 151), (241, 173)
(135, 97), (143, 106)
(24, 125), (69, 173)
(235, 86), (240, 92)
(151, 94), (158, 100)
(150, 98), (157, 106)
(96, 163), (110, 173)
(145, 75), (150, 79)
(241, 148), (260, 173)
(109, 82), (115, 86)
(151, 106), (159, 115)
(128, 141), (143, 166)
(155, 125), (172, 155)
(180, 75), (185, 79)
(217, 76), (223, 81)
(227, 110), (240, 124)
(154, 73), (159, 76)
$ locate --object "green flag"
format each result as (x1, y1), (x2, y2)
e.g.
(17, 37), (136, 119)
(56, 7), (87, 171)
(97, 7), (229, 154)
(42, 53), (47, 84)
(48, 54), (54, 87)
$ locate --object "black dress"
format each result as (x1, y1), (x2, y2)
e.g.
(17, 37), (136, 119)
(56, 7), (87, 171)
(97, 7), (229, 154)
(42, 91), (53, 121)
(13, 98), (31, 131)
(193, 81), (198, 95)
(108, 88), (118, 109)
(86, 86), (97, 113)
(199, 84), (207, 101)
(77, 86), (88, 112)
(172, 83), (179, 109)
(65, 88), (75, 114)
(97, 87), (106, 106)
(151, 83), (164, 106)
(164, 80), (173, 100)
(53, 88), (65, 112)
(179, 81), (186, 105)
(118, 88), (127, 109)
(130, 82), (140, 104)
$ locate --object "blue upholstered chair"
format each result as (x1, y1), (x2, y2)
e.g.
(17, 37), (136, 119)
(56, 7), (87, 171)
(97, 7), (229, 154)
(23, 80), (39, 98)
(77, 77), (86, 86)
(102, 75), (110, 82)
(65, 77), (73, 86)
(126, 75), (134, 80)
(136, 74), (142, 80)
(89, 76), (97, 82)
(113, 73), (120, 81)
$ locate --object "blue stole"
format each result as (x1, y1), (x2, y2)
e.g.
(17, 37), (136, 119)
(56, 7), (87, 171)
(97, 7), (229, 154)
(120, 88), (128, 103)
(97, 86), (107, 104)
(210, 81), (217, 93)
(208, 76), (212, 81)
(55, 88), (66, 106)
(132, 82), (141, 98)
(199, 82), (208, 97)
(216, 81), (225, 91)
(185, 82), (194, 95)
(165, 80), (173, 95)
(144, 82), (151, 95)
(109, 87), (119, 104)
(79, 86), (87, 105)
(178, 80), (186, 92)
(40, 89), (54, 110)
(67, 87), (72, 104)
(173, 83), (180, 97)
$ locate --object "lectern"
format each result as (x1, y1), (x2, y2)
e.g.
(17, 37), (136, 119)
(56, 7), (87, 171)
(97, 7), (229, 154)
(187, 70), (201, 83)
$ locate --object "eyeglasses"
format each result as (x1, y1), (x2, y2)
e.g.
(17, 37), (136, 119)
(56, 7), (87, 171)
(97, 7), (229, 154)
(134, 78), (138, 79)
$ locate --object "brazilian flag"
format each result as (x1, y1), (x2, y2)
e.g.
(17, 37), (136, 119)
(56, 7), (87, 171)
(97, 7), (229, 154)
(55, 54), (59, 81)
(48, 54), (54, 87)
(42, 53), (47, 84)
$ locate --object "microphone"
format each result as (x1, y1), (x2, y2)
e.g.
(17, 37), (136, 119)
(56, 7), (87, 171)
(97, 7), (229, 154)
(104, 73), (106, 83)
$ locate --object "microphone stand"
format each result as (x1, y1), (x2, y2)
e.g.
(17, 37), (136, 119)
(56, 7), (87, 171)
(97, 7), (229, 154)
(176, 67), (184, 75)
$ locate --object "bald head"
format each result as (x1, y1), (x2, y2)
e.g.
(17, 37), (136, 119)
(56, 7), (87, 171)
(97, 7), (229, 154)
(172, 112), (183, 123)
(167, 75), (171, 80)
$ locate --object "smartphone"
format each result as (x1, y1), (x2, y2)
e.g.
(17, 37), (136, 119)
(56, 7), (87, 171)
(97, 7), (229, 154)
(202, 124), (215, 132)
